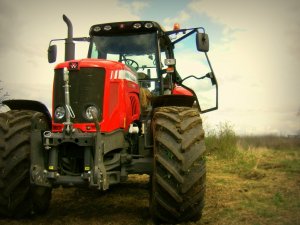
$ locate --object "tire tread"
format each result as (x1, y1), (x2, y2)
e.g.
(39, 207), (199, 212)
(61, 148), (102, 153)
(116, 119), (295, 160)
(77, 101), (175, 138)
(0, 110), (52, 218)
(151, 106), (206, 223)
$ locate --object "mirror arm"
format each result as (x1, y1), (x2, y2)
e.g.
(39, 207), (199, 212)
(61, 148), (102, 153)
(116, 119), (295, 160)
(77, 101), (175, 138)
(166, 27), (205, 36)
(179, 74), (208, 84)
(72, 37), (90, 42)
(48, 38), (65, 47)
(172, 29), (197, 45)
(200, 84), (218, 113)
(48, 37), (90, 47)
(179, 82), (202, 113)
(204, 52), (214, 77)
(171, 27), (205, 45)
(204, 52), (218, 87)
(178, 52), (219, 114)
(202, 52), (218, 113)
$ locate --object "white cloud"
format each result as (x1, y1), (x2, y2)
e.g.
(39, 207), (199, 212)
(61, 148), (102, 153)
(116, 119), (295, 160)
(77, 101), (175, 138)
(183, 0), (300, 134)
(1, 0), (299, 135)
(163, 10), (191, 30)
(0, 0), (141, 114)
(129, 1), (149, 11)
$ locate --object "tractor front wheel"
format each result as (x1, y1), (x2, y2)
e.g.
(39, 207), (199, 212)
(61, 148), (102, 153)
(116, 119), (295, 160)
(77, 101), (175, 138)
(151, 106), (206, 223)
(0, 110), (52, 218)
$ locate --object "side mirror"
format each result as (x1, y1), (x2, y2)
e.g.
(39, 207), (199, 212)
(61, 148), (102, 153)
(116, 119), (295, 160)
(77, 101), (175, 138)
(48, 45), (57, 63)
(196, 33), (209, 52)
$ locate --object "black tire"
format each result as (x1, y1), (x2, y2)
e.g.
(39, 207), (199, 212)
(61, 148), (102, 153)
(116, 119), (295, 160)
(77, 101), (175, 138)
(0, 110), (52, 218)
(150, 106), (206, 224)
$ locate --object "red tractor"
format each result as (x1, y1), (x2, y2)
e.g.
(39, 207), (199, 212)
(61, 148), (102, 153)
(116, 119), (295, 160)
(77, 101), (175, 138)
(0, 15), (218, 223)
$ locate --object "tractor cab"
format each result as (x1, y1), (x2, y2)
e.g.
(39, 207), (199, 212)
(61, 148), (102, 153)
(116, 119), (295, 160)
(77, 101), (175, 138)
(89, 22), (167, 94)
(48, 19), (218, 114)
(87, 21), (218, 113)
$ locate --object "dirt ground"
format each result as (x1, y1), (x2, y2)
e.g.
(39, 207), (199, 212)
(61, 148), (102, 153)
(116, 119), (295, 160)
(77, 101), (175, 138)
(0, 147), (299, 225)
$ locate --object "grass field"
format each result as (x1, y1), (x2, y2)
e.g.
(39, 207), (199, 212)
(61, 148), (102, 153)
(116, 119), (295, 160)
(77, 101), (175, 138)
(0, 125), (299, 225)
(202, 146), (300, 225)
(202, 124), (300, 225)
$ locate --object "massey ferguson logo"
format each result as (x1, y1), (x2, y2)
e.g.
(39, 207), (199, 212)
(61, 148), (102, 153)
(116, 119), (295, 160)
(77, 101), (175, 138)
(69, 62), (79, 70)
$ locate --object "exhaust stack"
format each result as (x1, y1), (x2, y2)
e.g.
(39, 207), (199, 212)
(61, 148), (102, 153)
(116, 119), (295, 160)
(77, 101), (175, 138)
(63, 14), (75, 61)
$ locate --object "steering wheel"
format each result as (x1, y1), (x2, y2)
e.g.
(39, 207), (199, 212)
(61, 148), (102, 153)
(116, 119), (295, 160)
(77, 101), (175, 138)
(122, 59), (139, 71)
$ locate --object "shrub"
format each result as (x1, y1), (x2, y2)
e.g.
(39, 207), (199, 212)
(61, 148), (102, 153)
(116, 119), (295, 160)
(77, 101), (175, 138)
(205, 123), (238, 159)
(205, 122), (258, 176)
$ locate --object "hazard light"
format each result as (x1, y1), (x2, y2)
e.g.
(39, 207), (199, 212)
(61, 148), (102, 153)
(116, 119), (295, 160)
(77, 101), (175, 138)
(173, 23), (180, 30)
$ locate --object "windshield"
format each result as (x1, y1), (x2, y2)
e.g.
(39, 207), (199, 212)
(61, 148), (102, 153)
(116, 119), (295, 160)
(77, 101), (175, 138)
(89, 33), (158, 78)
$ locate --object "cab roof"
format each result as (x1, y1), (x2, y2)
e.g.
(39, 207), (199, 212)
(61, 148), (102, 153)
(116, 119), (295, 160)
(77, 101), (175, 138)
(89, 21), (165, 36)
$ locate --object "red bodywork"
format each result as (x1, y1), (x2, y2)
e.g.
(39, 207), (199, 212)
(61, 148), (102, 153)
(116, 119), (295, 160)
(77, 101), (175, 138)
(52, 59), (140, 133)
(172, 85), (193, 96)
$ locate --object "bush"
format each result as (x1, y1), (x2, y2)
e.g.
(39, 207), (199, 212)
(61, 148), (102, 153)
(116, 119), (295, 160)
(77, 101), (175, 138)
(205, 123), (238, 159)
(205, 123), (257, 176)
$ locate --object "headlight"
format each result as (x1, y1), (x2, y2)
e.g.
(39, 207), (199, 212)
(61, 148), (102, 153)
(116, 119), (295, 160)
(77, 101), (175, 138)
(104, 25), (112, 31)
(144, 22), (153, 28)
(93, 26), (101, 32)
(133, 23), (142, 29)
(85, 106), (98, 120)
(164, 58), (176, 66)
(54, 106), (65, 120)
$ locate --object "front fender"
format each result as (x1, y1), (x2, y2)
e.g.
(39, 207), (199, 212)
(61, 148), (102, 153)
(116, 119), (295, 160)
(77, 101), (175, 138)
(3, 99), (52, 128)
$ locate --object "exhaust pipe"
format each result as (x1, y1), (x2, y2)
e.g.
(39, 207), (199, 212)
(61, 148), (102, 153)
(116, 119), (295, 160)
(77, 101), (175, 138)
(63, 14), (75, 61)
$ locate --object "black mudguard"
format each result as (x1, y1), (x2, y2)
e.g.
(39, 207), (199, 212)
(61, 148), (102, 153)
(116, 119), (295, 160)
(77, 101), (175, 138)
(151, 95), (196, 109)
(3, 99), (52, 127)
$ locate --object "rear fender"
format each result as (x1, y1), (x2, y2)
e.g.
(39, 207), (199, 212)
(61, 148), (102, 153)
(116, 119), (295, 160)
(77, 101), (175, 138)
(172, 85), (193, 96)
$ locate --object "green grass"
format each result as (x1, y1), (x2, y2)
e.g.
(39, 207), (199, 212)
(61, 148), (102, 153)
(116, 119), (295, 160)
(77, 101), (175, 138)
(272, 192), (284, 207)
(202, 123), (300, 225)
(205, 123), (300, 176)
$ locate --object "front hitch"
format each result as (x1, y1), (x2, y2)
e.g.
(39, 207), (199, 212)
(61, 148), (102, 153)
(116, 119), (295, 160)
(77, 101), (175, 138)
(91, 110), (109, 190)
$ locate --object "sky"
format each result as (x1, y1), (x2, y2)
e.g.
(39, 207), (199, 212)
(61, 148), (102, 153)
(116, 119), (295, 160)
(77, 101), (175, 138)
(0, 0), (299, 135)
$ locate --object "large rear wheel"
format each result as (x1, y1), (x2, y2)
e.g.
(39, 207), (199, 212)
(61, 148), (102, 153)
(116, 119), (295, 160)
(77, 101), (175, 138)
(151, 106), (206, 223)
(0, 110), (52, 218)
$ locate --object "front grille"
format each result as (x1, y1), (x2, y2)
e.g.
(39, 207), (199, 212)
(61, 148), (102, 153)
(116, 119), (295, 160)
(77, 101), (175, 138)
(53, 67), (105, 123)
